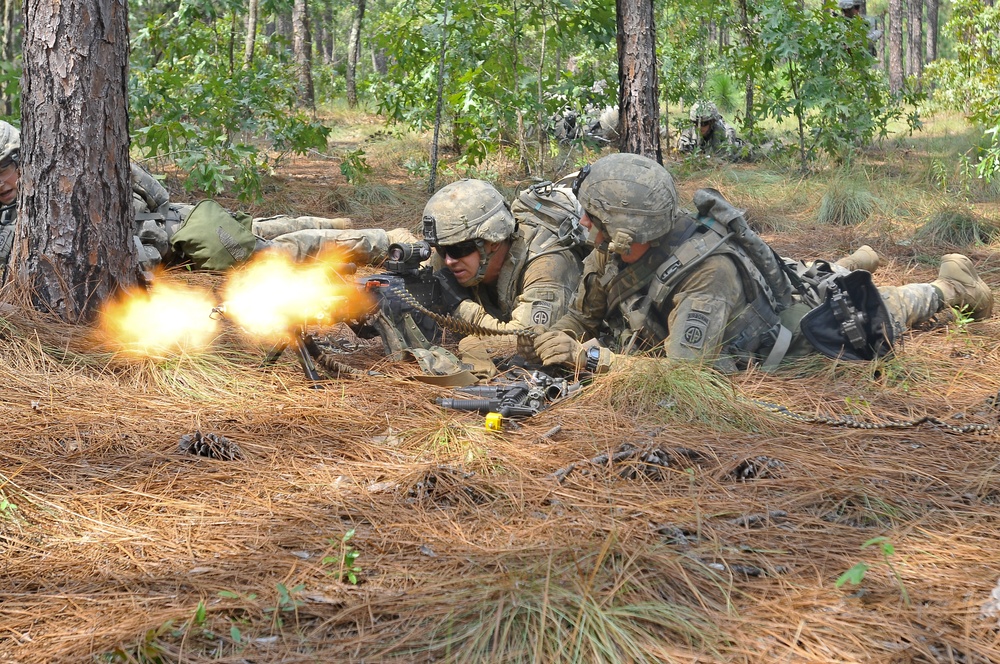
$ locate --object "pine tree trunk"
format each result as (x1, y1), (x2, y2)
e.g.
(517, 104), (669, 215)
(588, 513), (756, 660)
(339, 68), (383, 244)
(292, 0), (315, 108)
(925, 0), (938, 62)
(906, 0), (923, 82)
(244, 0), (259, 67)
(888, 0), (904, 94)
(18, 0), (134, 321)
(736, 0), (755, 133)
(616, 0), (662, 163)
(428, 0), (449, 194)
(346, 0), (366, 108)
(1, 0), (17, 116)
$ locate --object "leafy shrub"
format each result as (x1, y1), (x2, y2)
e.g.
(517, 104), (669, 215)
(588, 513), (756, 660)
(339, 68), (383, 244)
(130, 10), (330, 202)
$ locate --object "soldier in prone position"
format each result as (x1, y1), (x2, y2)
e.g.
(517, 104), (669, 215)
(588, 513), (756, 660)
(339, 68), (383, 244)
(520, 153), (994, 374)
(677, 101), (748, 159)
(0, 119), (407, 281)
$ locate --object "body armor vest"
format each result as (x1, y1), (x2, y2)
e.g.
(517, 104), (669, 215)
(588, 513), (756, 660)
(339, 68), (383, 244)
(603, 214), (787, 366)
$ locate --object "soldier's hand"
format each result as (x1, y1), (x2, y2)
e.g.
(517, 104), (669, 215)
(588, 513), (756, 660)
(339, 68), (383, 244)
(534, 330), (585, 369)
(433, 268), (471, 313)
(517, 325), (545, 363)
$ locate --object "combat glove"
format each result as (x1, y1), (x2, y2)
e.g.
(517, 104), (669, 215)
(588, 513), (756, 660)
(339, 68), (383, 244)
(517, 325), (546, 363)
(534, 330), (586, 370)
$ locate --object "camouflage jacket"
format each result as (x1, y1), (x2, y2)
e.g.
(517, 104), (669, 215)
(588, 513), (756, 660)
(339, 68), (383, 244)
(677, 118), (746, 157)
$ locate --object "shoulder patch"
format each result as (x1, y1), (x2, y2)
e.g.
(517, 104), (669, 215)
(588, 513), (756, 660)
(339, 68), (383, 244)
(680, 310), (710, 350)
(530, 300), (554, 327)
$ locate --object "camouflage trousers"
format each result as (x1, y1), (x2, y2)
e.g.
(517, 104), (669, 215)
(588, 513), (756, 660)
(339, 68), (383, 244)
(878, 283), (942, 339)
(261, 224), (418, 265)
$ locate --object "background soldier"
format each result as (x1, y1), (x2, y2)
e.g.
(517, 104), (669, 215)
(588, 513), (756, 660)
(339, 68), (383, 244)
(838, 0), (882, 56)
(677, 101), (747, 158)
(522, 153), (993, 374)
(0, 120), (398, 279)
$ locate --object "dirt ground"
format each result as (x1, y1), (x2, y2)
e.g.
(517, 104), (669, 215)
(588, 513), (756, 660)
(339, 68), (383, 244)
(1, 121), (999, 663)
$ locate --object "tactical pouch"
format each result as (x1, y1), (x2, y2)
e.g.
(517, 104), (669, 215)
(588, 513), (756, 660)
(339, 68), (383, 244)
(170, 199), (257, 270)
(799, 270), (895, 361)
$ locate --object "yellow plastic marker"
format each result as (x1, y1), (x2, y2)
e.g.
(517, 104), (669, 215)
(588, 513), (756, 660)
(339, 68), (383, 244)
(484, 412), (503, 431)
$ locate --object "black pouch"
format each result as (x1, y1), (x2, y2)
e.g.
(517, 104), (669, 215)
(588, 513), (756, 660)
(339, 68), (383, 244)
(799, 270), (895, 361)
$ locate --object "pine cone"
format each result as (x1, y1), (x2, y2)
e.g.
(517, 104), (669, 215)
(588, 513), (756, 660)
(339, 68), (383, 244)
(178, 431), (243, 461)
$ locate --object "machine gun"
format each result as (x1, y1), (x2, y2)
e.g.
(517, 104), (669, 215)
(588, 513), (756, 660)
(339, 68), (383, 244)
(436, 370), (583, 423)
(352, 241), (467, 349)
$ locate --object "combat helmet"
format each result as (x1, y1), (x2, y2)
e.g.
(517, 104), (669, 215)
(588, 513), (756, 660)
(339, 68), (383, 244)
(573, 153), (678, 255)
(838, 0), (862, 8)
(0, 121), (20, 169)
(422, 178), (515, 285)
(689, 100), (719, 124)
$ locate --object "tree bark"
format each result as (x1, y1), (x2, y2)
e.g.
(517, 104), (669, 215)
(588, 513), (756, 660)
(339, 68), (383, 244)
(906, 0), (923, 81)
(429, 0), (449, 194)
(888, 0), (904, 94)
(18, 0), (134, 321)
(346, 0), (366, 108)
(616, 0), (662, 163)
(244, 0), (259, 67)
(1, 0), (17, 116)
(924, 0), (937, 62)
(292, 0), (315, 108)
(736, 0), (755, 134)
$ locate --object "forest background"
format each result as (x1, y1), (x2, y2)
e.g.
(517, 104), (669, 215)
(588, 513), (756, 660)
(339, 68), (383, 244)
(0, 0), (1000, 662)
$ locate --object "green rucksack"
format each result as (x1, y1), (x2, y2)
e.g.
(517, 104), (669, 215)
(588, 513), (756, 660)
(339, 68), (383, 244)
(170, 199), (257, 270)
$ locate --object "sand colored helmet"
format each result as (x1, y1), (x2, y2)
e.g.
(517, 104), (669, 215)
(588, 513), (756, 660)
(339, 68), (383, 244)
(422, 179), (514, 245)
(689, 100), (720, 124)
(574, 153), (678, 254)
(0, 121), (20, 168)
(422, 179), (515, 285)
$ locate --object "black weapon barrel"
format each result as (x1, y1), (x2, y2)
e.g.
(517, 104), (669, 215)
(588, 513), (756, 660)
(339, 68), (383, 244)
(435, 398), (499, 414)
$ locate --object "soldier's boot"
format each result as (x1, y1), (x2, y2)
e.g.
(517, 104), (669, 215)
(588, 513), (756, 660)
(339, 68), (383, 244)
(931, 254), (994, 320)
(834, 245), (881, 272)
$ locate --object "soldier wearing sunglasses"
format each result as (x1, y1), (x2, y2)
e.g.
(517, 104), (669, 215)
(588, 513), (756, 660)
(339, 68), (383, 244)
(422, 178), (585, 339)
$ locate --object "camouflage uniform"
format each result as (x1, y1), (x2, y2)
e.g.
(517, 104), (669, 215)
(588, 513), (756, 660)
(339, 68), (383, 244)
(677, 101), (746, 158)
(260, 224), (418, 264)
(425, 178), (586, 334)
(530, 154), (993, 373)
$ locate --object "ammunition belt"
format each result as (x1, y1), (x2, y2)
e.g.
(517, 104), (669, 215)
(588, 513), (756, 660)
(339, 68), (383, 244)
(752, 399), (994, 435)
(390, 285), (539, 340)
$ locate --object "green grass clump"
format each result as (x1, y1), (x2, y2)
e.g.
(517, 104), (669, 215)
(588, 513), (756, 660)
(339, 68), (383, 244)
(817, 179), (875, 226)
(607, 360), (767, 432)
(388, 543), (730, 663)
(352, 183), (401, 206)
(914, 205), (1000, 247)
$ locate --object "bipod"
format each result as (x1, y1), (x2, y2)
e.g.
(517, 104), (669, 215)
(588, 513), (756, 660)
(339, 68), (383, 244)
(262, 327), (325, 387)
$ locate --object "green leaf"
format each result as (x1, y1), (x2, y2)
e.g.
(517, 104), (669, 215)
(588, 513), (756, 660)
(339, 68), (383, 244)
(230, 625), (242, 644)
(835, 562), (870, 588)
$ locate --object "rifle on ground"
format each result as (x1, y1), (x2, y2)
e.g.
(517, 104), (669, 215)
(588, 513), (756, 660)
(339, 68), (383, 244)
(436, 370), (583, 420)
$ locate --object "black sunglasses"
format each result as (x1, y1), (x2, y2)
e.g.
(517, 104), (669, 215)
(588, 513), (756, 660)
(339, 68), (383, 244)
(571, 164), (591, 197)
(435, 240), (479, 260)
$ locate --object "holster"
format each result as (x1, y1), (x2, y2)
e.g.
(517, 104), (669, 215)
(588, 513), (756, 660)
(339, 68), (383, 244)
(799, 270), (895, 361)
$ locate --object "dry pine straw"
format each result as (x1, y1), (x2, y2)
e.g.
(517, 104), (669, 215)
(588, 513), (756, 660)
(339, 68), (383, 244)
(0, 263), (998, 663)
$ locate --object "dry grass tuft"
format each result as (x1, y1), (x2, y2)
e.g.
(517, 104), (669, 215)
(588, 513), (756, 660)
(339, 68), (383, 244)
(915, 205), (1000, 248)
(818, 178), (876, 226)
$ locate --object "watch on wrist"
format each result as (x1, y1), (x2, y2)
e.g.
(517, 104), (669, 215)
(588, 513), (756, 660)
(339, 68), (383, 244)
(584, 346), (601, 373)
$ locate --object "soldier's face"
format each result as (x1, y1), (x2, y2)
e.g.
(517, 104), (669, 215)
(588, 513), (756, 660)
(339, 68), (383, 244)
(443, 240), (506, 286)
(580, 212), (606, 246)
(0, 162), (17, 205)
(698, 122), (713, 139)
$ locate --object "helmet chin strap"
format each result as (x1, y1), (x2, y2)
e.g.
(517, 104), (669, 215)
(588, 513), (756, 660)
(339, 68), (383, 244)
(467, 238), (511, 286)
(466, 239), (491, 287)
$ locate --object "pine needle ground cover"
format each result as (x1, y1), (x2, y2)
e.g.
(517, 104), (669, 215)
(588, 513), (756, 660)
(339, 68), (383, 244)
(1, 113), (999, 663)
